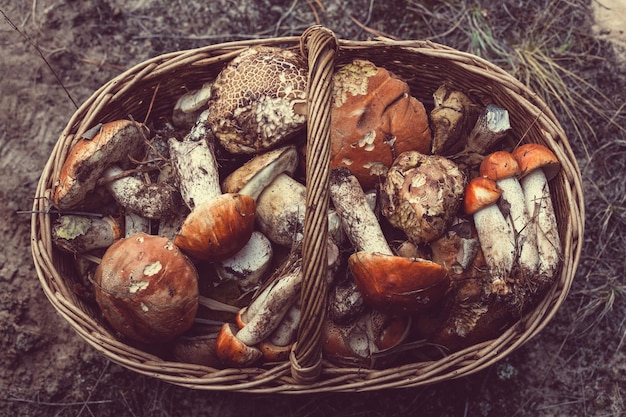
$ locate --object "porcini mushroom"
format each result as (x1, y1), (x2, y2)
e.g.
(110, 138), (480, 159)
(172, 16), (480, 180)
(215, 230), (274, 292)
(329, 167), (449, 314)
(100, 164), (182, 220)
(208, 46), (308, 154)
(381, 151), (466, 245)
(168, 111), (256, 262)
(512, 143), (562, 284)
(54, 120), (149, 210)
(480, 151), (540, 280)
(52, 214), (123, 253)
(330, 59), (432, 189)
(463, 176), (515, 295)
(94, 233), (199, 344)
(322, 309), (411, 368)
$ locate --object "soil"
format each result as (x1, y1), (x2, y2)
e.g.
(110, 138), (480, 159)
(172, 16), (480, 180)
(1, 0), (625, 416)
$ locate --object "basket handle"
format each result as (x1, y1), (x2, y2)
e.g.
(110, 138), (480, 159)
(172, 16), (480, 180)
(289, 26), (338, 384)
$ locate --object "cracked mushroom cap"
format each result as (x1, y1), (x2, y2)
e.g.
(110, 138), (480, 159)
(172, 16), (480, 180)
(330, 60), (432, 189)
(54, 120), (149, 209)
(94, 233), (199, 344)
(208, 46), (308, 154)
(381, 151), (466, 244)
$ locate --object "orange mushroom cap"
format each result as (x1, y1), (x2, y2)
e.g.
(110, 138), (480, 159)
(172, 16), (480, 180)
(463, 176), (503, 215)
(215, 323), (262, 367)
(174, 193), (256, 262)
(479, 151), (520, 181)
(348, 252), (449, 314)
(511, 143), (560, 181)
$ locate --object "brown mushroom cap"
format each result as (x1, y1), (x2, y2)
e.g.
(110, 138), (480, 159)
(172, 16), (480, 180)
(511, 143), (561, 181)
(54, 120), (149, 209)
(381, 151), (466, 244)
(330, 60), (432, 189)
(94, 233), (199, 344)
(174, 193), (256, 262)
(208, 46), (308, 154)
(348, 252), (450, 314)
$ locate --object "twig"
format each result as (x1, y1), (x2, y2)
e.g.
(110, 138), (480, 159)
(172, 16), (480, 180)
(1, 9), (78, 109)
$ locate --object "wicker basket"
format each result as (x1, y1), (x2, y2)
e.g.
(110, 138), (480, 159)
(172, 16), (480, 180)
(32, 26), (584, 392)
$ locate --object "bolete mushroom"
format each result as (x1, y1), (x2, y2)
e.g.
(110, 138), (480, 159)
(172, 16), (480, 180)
(54, 120), (149, 210)
(381, 151), (466, 245)
(94, 233), (199, 344)
(330, 59), (432, 189)
(463, 176), (515, 295)
(480, 151), (539, 281)
(512, 143), (562, 285)
(168, 111), (256, 262)
(329, 167), (450, 314)
(208, 46), (308, 154)
(52, 214), (123, 253)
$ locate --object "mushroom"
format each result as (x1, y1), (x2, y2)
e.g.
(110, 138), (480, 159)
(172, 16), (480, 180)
(222, 146), (354, 246)
(330, 59), (432, 189)
(94, 233), (199, 344)
(329, 167), (450, 314)
(480, 151), (540, 281)
(100, 164), (182, 220)
(511, 143), (562, 285)
(258, 304), (301, 362)
(322, 309), (411, 368)
(168, 110), (256, 262)
(429, 83), (482, 155)
(463, 176), (515, 295)
(215, 261), (302, 367)
(54, 120), (149, 210)
(172, 82), (212, 129)
(208, 46), (308, 154)
(381, 151), (466, 245)
(52, 214), (123, 253)
(215, 230), (274, 292)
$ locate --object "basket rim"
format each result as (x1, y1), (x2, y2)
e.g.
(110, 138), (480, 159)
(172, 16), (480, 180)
(31, 30), (584, 393)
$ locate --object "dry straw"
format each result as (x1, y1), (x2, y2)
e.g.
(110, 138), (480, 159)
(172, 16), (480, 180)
(31, 26), (583, 393)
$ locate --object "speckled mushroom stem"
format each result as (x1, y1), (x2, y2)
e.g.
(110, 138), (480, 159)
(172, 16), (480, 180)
(520, 169), (561, 279)
(168, 110), (222, 209)
(329, 167), (393, 256)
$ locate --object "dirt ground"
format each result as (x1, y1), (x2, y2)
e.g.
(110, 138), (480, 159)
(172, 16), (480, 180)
(1, 0), (625, 416)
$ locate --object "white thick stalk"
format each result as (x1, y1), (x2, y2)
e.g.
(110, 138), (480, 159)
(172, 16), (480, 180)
(473, 204), (515, 294)
(236, 267), (302, 346)
(520, 169), (561, 279)
(496, 177), (539, 275)
(329, 169), (392, 256)
(124, 212), (150, 237)
(268, 304), (301, 346)
(168, 111), (221, 209)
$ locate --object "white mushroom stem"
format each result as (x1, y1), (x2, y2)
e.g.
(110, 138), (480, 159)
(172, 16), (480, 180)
(168, 111), (221, 209)
(268, 304), (301, 347)
(216, 231), (273, 292)
(520, 169), (561, 279)
(52, 215), (122, 253)
(125, 212), (150, 237)
(102, 165), (180, 219)
(473, 203), (515, 294)
(496, 177), (539, 276)
(329, 168), (392, 256)
(467, 104), (511, 154)
(236, 266), (302, 346)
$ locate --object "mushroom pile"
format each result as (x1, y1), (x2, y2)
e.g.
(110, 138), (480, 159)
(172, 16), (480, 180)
(51, 46), (563, 368)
